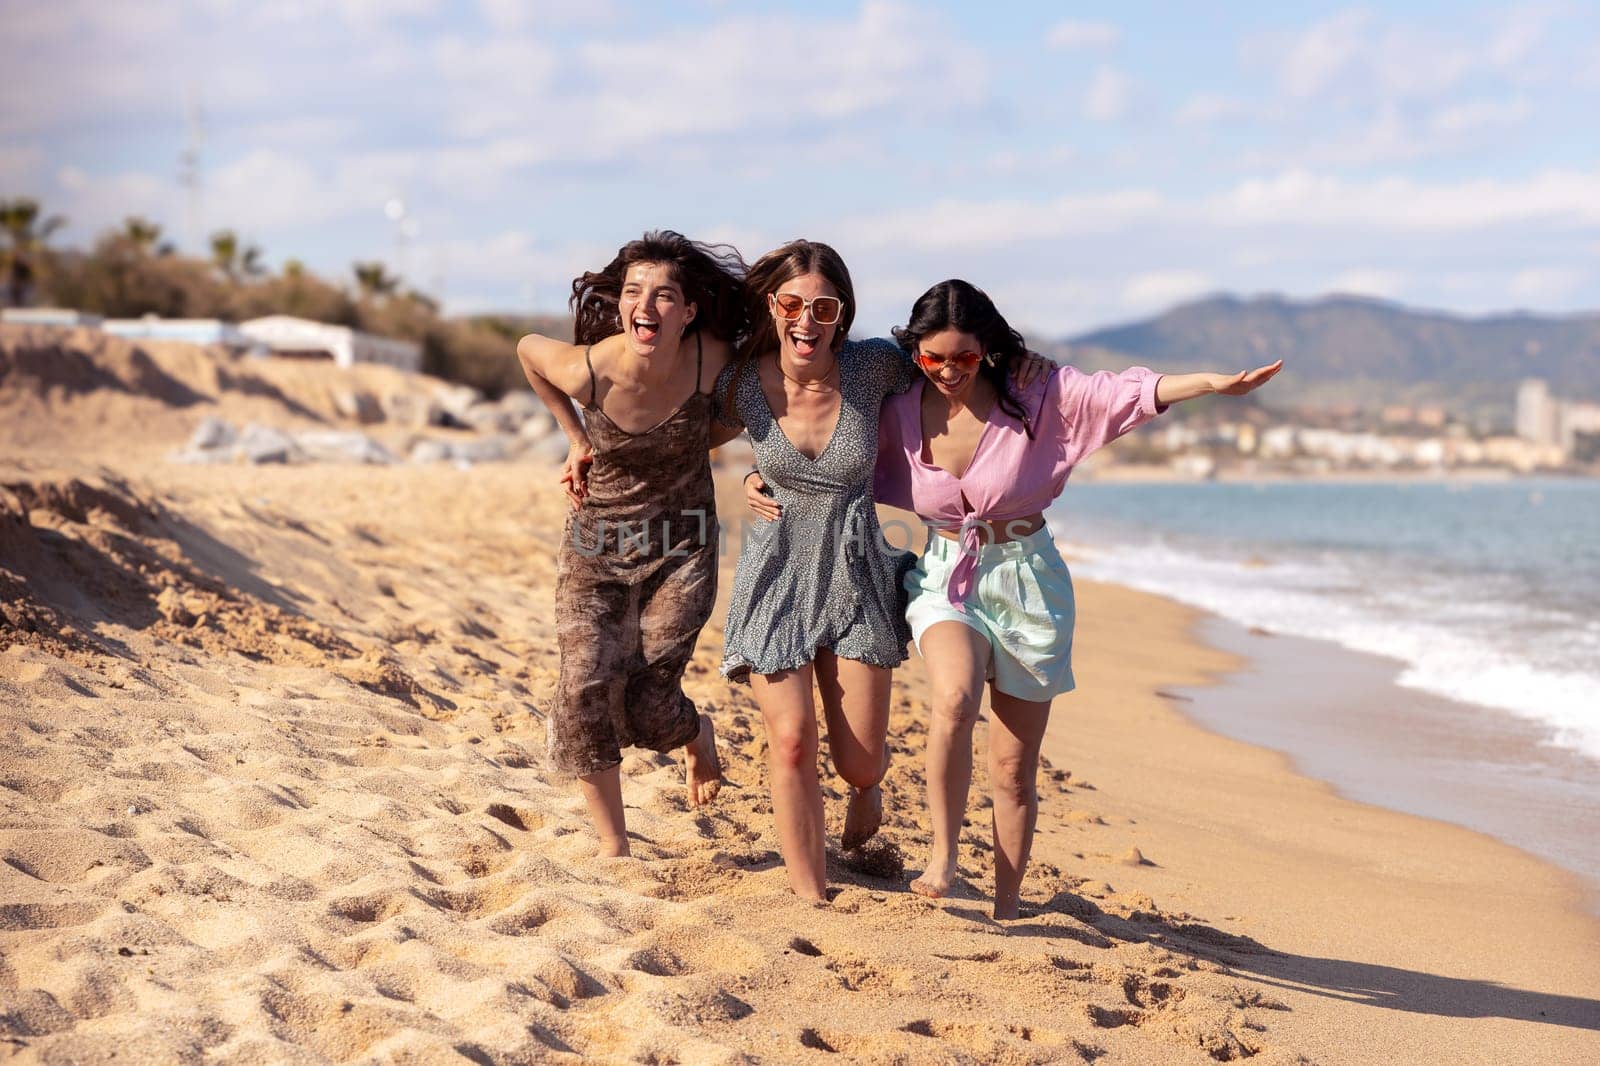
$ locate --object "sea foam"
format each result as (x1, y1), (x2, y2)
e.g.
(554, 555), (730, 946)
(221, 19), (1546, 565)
(1064, 534), (1600, 761)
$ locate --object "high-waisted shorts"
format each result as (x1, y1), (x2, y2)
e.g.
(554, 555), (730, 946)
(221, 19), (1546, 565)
(903, 526), (1076, 701)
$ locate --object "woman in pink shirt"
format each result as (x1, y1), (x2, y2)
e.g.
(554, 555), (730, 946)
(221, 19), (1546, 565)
(873, 279), (1280, 918)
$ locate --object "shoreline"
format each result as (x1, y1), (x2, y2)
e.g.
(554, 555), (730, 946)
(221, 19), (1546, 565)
(1032, 571), (1600, 1062)
(1179, 612), (1600, 910)
(1079, 464), (1596, 484)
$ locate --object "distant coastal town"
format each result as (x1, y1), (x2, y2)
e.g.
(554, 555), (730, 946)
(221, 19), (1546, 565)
(1088, 376), (1600, 480)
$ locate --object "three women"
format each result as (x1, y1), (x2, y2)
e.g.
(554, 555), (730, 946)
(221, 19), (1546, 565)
(527, 236), (1280, 916)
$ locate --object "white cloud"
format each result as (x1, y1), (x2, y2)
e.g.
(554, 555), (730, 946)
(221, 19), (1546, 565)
(421, 230), (617, 313)
(1175, 93), (1251, 125)
(1331, 268), (1409, 298)
(835, 166), (1600, 257)
(434, 34), (561, 138)
(1428, 97), (1531, 136)
(0, 146), (48, 190)
(1084, 66), (1134, 122)
(476, 0), (617, 30)
(1277, 9), (1372, 99)
(573, 2), (988, 148)
(1487, 2), (1561, 69)
(842, 189), (1168, 252)
(1258, 6), (1559, 106)
(1121, 270), (1213, 313)
(45, 148), (427, 252)
(1047, 20), (1121, 50)
(1508, 266), (1586, 303)
(1217, 167), (1600, 231)
(1249, 94), (1536, 168)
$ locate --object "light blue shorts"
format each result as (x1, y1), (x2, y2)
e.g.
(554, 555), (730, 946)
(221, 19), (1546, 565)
(903, 527), (1076, 702)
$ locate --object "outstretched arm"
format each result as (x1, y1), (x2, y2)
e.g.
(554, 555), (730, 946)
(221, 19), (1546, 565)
(1154, 360), (1283, 407)
(517, 333), (594, 508)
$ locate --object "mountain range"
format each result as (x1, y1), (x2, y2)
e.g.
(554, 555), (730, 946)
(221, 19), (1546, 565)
(1055, 295), (1600, 418)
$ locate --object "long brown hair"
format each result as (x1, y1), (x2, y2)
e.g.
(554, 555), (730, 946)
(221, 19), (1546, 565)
(569, 230), (748, 347)
(727, 240), (855, 397)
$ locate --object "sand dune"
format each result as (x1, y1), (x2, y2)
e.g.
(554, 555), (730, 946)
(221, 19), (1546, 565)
(4, 326), (1597, 1063)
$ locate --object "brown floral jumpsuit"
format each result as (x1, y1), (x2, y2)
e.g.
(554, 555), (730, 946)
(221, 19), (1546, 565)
(548, 336), (718, 778)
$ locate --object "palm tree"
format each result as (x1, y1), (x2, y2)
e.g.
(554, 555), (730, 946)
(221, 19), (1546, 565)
(121, 216), (163, 255)
(1, 198), (67, 306)
(240, 243), (265, 278)
(210, 229), (240, 280)
(209, 229), (264, 282)
(352, 260), (399, 299)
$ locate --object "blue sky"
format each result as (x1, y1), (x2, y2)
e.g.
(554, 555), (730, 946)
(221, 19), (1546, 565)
(4, 1), (1598, 337)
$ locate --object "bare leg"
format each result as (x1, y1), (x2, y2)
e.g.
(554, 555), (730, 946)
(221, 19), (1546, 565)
(815, 649), (893, 849)
(577, 765), (629, 858)
(909, 622), (990, 899)
(987, 690), (1052, 919)
(683, 713), (722, 806)
(750, 665), (827, 901)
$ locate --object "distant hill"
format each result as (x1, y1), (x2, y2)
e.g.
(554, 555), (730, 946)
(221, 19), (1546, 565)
(1059, 295), (1600, 419)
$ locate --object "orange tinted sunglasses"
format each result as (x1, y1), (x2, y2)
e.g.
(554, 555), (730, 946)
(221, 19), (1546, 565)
(914, 349), (983, 371)
(770, 292), (845, 325)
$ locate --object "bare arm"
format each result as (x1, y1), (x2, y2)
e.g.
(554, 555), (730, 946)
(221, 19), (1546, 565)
(517, 333), (591, 445)
(517, 333), (594, 508)
(1154, 360), (1283, 406)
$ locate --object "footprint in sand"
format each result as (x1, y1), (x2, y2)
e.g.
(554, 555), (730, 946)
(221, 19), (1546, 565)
(484, 803), (544, 833)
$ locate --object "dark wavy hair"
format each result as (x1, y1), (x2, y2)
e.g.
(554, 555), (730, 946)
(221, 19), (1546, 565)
(569, 230), (749, 347)
(738, 239), (857, 363)
(892, 279), (1036, 437)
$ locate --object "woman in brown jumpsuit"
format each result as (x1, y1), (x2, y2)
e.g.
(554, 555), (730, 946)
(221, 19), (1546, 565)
(517, 232), (748, 857)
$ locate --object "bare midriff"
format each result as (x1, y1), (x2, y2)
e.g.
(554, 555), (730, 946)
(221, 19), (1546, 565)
(932, 512), (1045, 545)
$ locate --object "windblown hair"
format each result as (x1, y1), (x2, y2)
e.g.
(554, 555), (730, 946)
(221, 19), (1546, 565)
(737, 239), (857, 364)
(892, 279), (1037, 437)
(569, 230), (749, 347)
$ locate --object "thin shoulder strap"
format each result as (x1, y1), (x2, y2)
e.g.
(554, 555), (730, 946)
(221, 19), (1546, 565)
(583, 345), (598, 407)
(694, 331), (707, 394)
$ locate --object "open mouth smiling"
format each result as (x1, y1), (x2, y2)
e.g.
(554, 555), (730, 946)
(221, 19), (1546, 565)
(788, 328), (820, 357)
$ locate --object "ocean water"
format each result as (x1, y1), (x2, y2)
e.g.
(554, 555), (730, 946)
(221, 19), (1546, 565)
(1050, 479), (1600, 763)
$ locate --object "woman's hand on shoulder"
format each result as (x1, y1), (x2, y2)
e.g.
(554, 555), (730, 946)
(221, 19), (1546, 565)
(1010, 349), (1055, 389)
(744, 470), (781, 522)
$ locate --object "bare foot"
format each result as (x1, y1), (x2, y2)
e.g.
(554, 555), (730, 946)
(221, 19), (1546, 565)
(841, 783), (882, 850)
(598, 834), (631, 859)
(992, 898), (1021, 921)
(684, 714), (722, 806)
(910, 851), (958, 899)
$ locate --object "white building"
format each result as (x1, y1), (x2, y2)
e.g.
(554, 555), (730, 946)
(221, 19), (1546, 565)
(1, 308), (104, 328)
(1516, 379), (1559, 446)
(1560, 403), (1600, 457)
(239, 315), (422, 373)
(1517, 378), (1600, 458)
(103, 316), (260, 351)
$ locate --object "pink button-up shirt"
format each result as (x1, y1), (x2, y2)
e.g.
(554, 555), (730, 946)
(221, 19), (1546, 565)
(875, 365), (1165, 607)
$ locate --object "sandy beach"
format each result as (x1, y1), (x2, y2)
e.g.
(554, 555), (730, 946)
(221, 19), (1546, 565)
(4, 326), (1599, 1064)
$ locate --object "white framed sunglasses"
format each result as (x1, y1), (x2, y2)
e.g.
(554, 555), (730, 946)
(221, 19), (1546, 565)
(769, 291), (845, 326)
